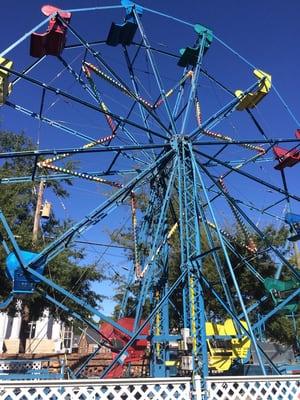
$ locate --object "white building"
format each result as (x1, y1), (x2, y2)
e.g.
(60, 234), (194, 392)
(0, 309), (73, 354)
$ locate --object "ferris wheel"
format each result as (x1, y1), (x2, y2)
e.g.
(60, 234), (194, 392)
(0, 1), (300, 383)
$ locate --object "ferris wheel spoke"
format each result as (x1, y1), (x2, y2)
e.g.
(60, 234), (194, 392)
(190, 80), (262, 141)
(199, 161), (300, 281)
(180, 36), (207, 134)
(196, 268), (281, 374)
(123, 46), (156, 158)
(191, 148), (267, 374)
(58, 56), (155, 162)
(11, 56), (46, 87)
(195, 149), (300, 203)
(133, 8), (178, 135)
(2, 64), (168, 142)
(57, 15), (172, 138)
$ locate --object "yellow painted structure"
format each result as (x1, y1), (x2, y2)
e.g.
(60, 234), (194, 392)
(0, 57), (13, 105)
(165, 319), (251, 373)
(235, 69), (271, 110)
(206, 319), (251, 372)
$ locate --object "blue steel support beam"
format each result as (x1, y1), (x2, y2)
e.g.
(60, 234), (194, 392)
(150, 216), (171, 377)
(193, 138), (300, 146)
(172, 69), (188, 120)
(56, 14), (172, 137)
(133, 156), (177, 332)
(0, 212), (134, 338)
(59, 56), (154, 164)
(0, 170), (137, 184)
(252, 288), (300, 332)
(195, 266), (281, 374)
(0, 66), (168, 141)
(27, 149), (173, 268)
(65, 5), (124, 13)
(133, 8), (177, 135)
(196, 202), (238, 316)
(194, 149), (300, 203)
(12, 57), (46, 86)
(192, 148), (267, 375)
(5, 101), (110, 143)
(75, 344), (101, 378)
(123, 47), (155, 155)
(39, 290), (116, 350)
(5, 101), (147, 167)
(0, 150), (174, 339)
(208, 186), (285, 222)
(176, 138), (208, 382)
(199, 161), (300, 282)
(0, 142), (169, 159)
(0, 17), (50, 57)
(100, 268), (188, 379)
(0, 294), (14, 310)
(189, 80), (261, 140)
(180, 34), (207, 134)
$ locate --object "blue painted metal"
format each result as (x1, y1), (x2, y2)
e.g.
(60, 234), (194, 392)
(194, 148), (300, 204)
(133, 157), (177, 333)
(133, 8), (177, 135)
(193, 151), (267, 375)
(100, 268), (188, 378)
(197, 203), (237, 318)
(123, 47), (155, 158)
(253, 288), (300, 331)
(196, 266), (281, 374)
(0, 358), (64, 381)
(0, 65), (168, 141)
(6, 251), (45, 293)
(285, 212), (300, 242)
(0, 170), (137, 185)
(56, 14), (172, 137)
(75, 345), (101, 377)
(65, 5), (124, 13)
(0, 150), (173, 341)
(1, 4), (299, 383)
(175, 138), (208, 383)
(0, 293), (14, 310)
(190, 80), (262, 140)
(180, 32), (208, 134)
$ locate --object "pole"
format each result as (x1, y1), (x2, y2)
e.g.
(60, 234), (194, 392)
(32, 180), (45, 243)
(293, 242), (300, 269)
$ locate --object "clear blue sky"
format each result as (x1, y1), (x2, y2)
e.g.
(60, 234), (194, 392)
(1, 1), (300, 315)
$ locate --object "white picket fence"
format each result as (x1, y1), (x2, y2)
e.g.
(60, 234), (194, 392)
(206, 375), (300, 400)
(0, 375), (299, 399)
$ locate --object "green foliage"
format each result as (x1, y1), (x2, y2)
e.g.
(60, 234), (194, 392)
(0, 130), (105, 321)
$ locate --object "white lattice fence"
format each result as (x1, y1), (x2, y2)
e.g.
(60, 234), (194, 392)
(1, 375), (299, 399)
(0, 360), (42, 371)
(0, 377), (192, 400)
(206, 375), (300, 400)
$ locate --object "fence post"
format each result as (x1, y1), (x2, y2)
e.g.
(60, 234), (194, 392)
(193, 375), (205, 400)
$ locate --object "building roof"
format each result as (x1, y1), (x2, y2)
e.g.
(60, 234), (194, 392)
(81, 328), (103, 346)
(252, 341), (296, 365)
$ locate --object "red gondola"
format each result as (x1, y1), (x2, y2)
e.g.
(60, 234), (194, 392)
(30, 5), (71, 58)
(273, 129), (300, 170)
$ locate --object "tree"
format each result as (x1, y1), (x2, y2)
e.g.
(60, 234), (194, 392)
(0, 130), (105, 324)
